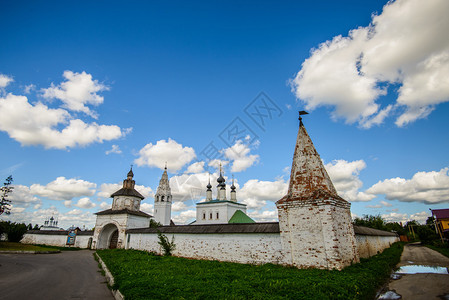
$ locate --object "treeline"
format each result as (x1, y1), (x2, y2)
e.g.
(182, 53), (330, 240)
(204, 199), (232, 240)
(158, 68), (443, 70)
(0, 221), (38, 242)
(353, 214), (443, 246)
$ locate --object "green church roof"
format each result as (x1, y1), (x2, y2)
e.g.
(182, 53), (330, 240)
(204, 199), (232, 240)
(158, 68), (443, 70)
(228, 210), (255, 224)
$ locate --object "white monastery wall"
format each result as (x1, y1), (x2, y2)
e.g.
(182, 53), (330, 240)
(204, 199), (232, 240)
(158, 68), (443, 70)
(21, 231), (93, 248)
(356, 234), (399, 258)
(126, 232), (286, 265)
(20, 227), (399, 265)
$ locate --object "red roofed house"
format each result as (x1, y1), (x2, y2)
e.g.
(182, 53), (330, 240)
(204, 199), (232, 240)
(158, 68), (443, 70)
(431, 209), (449, 239)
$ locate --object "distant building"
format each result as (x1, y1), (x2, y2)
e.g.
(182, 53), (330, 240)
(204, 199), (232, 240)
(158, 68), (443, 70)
(41, 216), (61, 231)
(194, 170), (254, 225)
(431, 209), (449, 239)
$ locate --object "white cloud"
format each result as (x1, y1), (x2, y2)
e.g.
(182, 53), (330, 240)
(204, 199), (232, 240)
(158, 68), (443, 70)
(75, 197), (96, 209)
(239, 178), (288, 203)
(64, 200), (72, 208)
(208, 159), (229, 170)
(172, 201), (188, 212)
(381, 212), (409, 224)
(97, 183), (121, 198)
(170, 172), (209, 201)
(100, 201), (110, 210)
(97, 182), (153, 199)
(42, 70), (109, 118)
(24, 84), (35, 94)
(247, 209), (278, 222)
(106, 144), (122, 155)
(135, 138), (196, 172)
(140, 203), (154, 215)
(0, 94), (126, 149)
(381, 211), (429, 225)
(172, 209), (196, 225)
(222, 140), (259, 172)
(30, 177), (96, 201)
(410, 211), (430, 224)
(8, 185), (40, 204)
(366, 167), (449, 204)
(185, 161), (205, 174)
(325, 159), (375, 201)
(0, 74), (13, 88)
(292, 0), (449, 128)
(380, 200), (392, 207)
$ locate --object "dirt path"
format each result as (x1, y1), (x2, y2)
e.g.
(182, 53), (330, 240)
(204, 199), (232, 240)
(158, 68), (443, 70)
(383, 243), (449, 300)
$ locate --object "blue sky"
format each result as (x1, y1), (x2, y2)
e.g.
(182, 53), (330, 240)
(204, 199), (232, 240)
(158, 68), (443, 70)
(1, 0), (448, 229)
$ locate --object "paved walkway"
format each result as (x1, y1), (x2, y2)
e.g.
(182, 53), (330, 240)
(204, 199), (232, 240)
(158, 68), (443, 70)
(0, 250), (113, 300)
(383, 243), (449, 300)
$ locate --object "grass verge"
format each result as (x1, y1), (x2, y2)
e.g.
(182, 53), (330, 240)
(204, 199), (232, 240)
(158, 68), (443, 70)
(97, 242), (404, 300)
(0, 241), (59, 252)
(425, 244), (449, 258)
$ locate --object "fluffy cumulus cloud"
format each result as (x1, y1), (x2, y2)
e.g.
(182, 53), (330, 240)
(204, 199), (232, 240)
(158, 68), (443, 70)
(366, 167), (449, 204)
(222, 140), (259, 173)
(325, 159), (374, 201)
(0, 72), (128, 150)
(292, 0), (449, 128)
(239, 179), (288, 206)
(8, 185), (40, 204)
(135, 138), (196, 172)
(172, 209), (196, 225)
(30, 177), (96, 201)
(42, 70), (109, 118)
(75, 197), (96, 209)
(185, 161), (205, 174)
(380, 211), (430, 224)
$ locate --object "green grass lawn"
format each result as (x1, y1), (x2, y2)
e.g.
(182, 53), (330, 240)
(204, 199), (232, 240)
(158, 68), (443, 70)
(0, 241), (60, 252)
(426, 244), (449, 258)
(97, 242), (404, 300)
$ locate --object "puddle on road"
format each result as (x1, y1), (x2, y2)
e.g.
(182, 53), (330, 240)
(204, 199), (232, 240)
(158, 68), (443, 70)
(396, 265), (449, 274)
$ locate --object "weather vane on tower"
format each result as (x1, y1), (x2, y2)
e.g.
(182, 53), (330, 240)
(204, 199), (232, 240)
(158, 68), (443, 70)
(298, 111), (309, 126)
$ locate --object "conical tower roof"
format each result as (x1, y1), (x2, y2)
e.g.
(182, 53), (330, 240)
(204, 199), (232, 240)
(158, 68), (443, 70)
(156, 165), (171, 195)
(278, 113), (344, 203)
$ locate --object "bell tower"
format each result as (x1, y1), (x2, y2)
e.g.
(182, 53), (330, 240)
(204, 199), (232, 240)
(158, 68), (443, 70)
(154, 164), (172, 226)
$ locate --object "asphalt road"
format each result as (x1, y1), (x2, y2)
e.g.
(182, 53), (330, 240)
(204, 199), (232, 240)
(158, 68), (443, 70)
(0, 250), (113, 300)
(385, 243), (449, 300)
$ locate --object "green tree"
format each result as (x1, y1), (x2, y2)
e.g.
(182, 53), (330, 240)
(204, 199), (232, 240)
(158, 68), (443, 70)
(7, 222), (27, 242)
(0, 176), (14, 215)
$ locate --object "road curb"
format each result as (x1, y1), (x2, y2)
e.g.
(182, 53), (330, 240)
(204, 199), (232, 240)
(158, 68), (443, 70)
(95, 253), (125, 300)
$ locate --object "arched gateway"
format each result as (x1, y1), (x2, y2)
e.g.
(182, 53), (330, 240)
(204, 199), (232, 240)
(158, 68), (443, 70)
(92, 168), (152, 249)
(97, 223), (119, 249)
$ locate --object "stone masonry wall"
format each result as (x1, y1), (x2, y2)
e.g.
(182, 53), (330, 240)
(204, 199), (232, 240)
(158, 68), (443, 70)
(277, 199), (359, 270)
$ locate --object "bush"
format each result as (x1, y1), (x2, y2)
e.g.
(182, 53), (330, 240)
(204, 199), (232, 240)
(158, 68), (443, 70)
(157, 231), (175, 256)
(416, 225), (439, 245)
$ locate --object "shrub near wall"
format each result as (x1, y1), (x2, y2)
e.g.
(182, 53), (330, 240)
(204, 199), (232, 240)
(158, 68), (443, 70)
(97, 242), (404, 300)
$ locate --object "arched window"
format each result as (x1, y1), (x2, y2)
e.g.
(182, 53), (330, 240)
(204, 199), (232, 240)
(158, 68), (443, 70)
(202, 212), (206, 220)
(216, 212), (219, 219)
(161, 196), (165, 202)
(209, 212), (213, 220)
